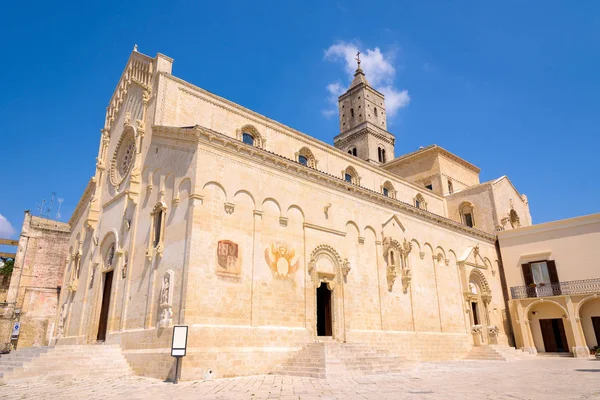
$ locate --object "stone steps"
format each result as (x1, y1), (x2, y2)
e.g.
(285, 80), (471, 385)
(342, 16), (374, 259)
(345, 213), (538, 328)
(273, 341), (408, 378)
(464, 345), (537, 361)
(0, 344), (133, 384)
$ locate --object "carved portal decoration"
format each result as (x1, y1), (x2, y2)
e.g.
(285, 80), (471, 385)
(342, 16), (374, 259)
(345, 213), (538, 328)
(158, 270), (174, 328)
(265, 242), (299, 278)
(216, 240), (241, 278)
(382, 237), (412, 293)
(307, 245), (349, 340)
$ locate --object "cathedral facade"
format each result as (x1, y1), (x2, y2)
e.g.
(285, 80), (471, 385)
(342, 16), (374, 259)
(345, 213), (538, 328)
(56, 48), (532, 379)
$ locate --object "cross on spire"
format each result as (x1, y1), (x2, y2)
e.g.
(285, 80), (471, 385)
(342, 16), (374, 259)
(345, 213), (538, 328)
(355, 51), (361, 67)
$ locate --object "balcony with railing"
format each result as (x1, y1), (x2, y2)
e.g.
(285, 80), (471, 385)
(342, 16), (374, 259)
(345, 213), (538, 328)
(510, 278), (600, 299)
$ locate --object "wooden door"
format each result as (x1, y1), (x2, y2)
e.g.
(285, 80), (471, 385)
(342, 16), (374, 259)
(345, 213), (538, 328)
(540, 318), (568, 353)
(592, 316), (600, 346)
(97, 270), (114, 341)
(540, 319), (557, 352)
(554, 319), (568, 352)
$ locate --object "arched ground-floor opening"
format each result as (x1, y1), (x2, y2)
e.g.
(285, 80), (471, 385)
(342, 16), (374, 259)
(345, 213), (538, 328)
(528, 301), (575, 354)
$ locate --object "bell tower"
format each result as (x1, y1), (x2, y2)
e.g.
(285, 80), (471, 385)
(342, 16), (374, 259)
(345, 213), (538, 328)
(334, 52), (395, 164)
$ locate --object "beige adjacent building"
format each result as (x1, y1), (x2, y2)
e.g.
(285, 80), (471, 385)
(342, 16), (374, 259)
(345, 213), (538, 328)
(54, 47), (534, 379)
(498, 213), (600, 357)
(0, 212), (70, 349)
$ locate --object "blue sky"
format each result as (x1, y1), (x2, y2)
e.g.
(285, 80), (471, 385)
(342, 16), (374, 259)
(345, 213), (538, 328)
(1, 1), (599, 241)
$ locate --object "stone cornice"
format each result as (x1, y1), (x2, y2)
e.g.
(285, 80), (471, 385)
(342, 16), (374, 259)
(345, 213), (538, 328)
(385, 145), (480, 173)
(334, 124), (395, 147)
(163, 124), (495, 243)
(164, 75), (442, 201)
(68, 178), (95, 227)
(498, 212), (600, 240)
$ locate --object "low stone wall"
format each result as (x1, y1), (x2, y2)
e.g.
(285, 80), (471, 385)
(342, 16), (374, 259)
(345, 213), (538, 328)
(119, 325), (310, 380)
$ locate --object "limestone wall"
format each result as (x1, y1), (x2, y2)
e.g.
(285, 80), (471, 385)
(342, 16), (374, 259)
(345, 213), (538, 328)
(153, 75), (447, 217)
(1, 213), (69, 348)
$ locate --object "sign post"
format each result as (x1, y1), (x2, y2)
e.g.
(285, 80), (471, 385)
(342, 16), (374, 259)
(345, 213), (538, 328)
(171, 325), (188, 384)
(11, 322), (21, 340)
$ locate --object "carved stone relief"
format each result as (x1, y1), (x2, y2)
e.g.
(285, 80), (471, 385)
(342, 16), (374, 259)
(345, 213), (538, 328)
(216, 240), (241, 278)
(265, 242), (299, 278)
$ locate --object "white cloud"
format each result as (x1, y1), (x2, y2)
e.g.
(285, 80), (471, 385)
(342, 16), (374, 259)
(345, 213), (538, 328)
(0, 214), (15, 238)
(323, 41), (410, 118)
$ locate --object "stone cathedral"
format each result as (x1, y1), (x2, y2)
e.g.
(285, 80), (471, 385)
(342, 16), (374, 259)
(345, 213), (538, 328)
(56, 47), (532, 379)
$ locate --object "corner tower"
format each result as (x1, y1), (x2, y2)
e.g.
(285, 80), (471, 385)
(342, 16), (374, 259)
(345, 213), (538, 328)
(334, 54), (395, 164)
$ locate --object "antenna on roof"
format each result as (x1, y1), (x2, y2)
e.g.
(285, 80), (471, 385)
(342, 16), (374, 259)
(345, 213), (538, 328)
(37, 192), (59, 219)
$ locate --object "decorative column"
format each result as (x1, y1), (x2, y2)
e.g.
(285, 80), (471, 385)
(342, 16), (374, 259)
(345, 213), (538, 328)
(566, 296), (590, 358)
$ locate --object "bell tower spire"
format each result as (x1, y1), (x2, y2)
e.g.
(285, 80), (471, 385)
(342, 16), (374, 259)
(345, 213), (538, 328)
(334, 52), (395, 165)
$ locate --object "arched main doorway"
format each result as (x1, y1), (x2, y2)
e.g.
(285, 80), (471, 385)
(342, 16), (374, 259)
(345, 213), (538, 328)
(97, 241), (116, 342)
(307, 245), (351, 341)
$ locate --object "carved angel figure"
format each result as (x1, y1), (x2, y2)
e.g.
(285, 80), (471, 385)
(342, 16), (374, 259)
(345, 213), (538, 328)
(265, 242), (299, 277)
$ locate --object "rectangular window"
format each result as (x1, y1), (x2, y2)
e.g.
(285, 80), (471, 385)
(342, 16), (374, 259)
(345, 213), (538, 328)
(531, 262), (550, 285)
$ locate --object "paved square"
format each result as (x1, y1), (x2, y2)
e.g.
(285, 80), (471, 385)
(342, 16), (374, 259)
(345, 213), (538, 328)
(2, 359), (599, 399)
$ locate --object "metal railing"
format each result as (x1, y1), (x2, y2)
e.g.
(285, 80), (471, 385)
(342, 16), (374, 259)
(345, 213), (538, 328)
(510, 278), (600, 299)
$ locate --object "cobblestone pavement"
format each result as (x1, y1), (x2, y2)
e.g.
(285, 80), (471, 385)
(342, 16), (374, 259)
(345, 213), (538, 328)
(2, 358), (599, 399)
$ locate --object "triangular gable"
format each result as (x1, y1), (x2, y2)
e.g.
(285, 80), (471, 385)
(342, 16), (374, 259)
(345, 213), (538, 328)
(382, 214), (406, 232)
(458, 245), (488, 269)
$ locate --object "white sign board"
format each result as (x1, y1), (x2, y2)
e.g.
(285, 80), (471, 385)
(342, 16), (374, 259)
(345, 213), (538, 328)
(11, 322), (20, 339)
(171, 326), (188, 357)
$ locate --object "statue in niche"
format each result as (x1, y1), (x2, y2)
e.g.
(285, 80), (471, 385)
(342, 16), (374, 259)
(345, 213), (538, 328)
(265, 242), (299, 278)
(158, 270), (174, 328)
(383, 237), (413, 293)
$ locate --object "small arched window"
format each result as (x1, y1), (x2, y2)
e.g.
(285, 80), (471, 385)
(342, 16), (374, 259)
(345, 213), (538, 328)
(459, 202), (475, 228)
(382, 148), (386, 163)
(448, 180), (454, 194)
(350, 108), (355, 118)
(348, 147), (357, 157)
(378, 147), (383, 163)
(382, 181), (395, 198)
(390, 250), (395, 265)
(374, 107), (378, 117)
(152, 203), (167, 248)
(414, 194), (427, 210)
(343, 166), (358, 184)
(237, 124), (264, 148)
(242, 132), (254, 146)
(296, 147), (317, 168)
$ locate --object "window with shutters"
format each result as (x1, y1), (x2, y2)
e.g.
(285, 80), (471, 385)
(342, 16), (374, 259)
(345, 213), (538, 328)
(521, 260), (560, 297)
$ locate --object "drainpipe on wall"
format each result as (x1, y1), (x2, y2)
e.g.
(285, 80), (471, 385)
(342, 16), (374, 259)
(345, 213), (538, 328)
(495, 237), (515, 347)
